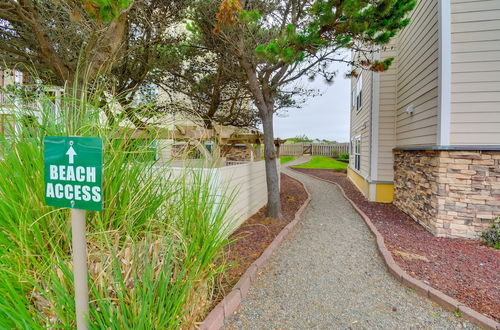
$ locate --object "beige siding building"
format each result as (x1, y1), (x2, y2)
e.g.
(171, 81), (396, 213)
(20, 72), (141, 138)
(348, 0), (500, 239)
(450, 0), (500, 144)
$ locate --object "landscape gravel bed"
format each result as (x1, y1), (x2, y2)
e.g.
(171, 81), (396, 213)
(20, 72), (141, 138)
(223, 161), (475, 329)
(213, 173), (308, 305)
(292, 167), (500, 322)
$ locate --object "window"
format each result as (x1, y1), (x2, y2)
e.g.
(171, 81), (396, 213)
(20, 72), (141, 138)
(354, 136), (361, 171)
(356, 73), (363, 111)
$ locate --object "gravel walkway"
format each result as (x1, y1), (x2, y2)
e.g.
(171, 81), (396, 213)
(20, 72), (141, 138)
(223, 157), (475, 329)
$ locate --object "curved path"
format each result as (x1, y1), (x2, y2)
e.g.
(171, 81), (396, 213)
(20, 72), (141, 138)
(223, 157), (475, 329)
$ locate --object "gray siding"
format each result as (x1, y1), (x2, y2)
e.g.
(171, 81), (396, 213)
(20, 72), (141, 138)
(395, 0), (439, 146)
(377, 44), (398, 182)
(350, 70), (372, 178)
(450, 0), (500, 144)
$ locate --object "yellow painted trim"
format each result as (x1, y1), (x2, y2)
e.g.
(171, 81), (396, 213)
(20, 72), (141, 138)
(375, 184), (394, 203)
(347, 168), (369, 198)
(347, 168), (394, 203)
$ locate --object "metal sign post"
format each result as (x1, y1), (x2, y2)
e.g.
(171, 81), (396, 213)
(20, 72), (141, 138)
(44, 136), (103, 329)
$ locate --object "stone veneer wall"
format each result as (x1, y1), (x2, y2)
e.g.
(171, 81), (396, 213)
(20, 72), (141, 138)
(394, 150), (500, 239)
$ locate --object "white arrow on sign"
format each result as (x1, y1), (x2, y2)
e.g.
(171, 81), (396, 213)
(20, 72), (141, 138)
(66, 146), (77, 164)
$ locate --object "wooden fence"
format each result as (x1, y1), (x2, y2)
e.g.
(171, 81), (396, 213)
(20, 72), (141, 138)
(280, 143), (349, 157)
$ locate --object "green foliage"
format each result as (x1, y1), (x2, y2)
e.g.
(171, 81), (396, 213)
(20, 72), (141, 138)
(480, 218), (500, 249)
(286, 134), (313, 143)
(83, 0), (133, 22)
(339, 153), (349, 161)
(292, 156), (348, 171)
(370, 58), (395, 72)
(0, 88), (234, 328)
(239, 10), (261, 23)
(253, 0), (416, 66)
(255, 24), (307, 64)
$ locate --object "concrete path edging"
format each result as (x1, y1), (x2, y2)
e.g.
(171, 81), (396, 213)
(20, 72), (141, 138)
(291, 168), (500, 330)
(199, 175), (312, 330)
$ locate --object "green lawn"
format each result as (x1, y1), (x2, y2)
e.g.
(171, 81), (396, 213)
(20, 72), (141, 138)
(280, 156), (297, 164)
(292, 156), (348, 171)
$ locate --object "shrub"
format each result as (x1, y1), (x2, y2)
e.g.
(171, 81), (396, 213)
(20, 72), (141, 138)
(480, 218), (500, 249)
(339, 153), (349, 160)
(0, 87), (233, 328)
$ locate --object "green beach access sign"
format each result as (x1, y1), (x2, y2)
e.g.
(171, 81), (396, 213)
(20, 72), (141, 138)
(44, 136), (103, 211)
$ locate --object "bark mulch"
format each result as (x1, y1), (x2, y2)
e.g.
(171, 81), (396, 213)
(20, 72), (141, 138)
(215, 173), (308, 301)
(292, 168), (500, 322)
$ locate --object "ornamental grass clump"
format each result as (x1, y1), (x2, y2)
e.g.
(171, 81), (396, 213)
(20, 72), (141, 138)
(0, 86), (234, 328)
(481, 218), (500, 250)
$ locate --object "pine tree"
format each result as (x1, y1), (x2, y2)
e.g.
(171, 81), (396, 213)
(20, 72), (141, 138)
(193, 0), (416, 217)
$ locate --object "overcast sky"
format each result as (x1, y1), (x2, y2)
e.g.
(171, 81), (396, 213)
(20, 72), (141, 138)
(271, 62), (351, 142)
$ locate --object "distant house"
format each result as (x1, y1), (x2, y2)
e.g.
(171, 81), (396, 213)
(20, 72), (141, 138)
(0, 69), (24, 135)
(348, 0), (500, 239)
(1, 69), (64, 137)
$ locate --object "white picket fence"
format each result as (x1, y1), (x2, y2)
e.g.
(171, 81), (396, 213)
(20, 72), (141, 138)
(280, 143), (349, 157)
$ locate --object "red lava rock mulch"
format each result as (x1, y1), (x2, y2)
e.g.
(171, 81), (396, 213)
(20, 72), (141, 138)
(292, 168), (500, 322)
(215, 173), (308, 302)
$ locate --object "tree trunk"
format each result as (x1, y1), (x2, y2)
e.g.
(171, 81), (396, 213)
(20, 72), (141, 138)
(237, 53), (281, 218)
(260, 109), (281, 218)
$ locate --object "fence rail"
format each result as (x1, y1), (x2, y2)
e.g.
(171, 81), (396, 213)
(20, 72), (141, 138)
(280, 143), (349, 157)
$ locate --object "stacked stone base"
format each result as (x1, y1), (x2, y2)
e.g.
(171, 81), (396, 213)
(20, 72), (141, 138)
(394, 150), (500, 239)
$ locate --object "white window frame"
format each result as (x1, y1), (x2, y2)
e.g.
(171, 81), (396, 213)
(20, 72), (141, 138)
(354, 136), (361, 171)
(356, 73), (363, 111)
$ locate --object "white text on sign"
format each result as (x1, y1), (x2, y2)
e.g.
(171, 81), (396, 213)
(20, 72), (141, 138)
(46, 165), (102, 202)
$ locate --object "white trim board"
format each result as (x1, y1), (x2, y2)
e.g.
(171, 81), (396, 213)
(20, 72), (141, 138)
(370, 69), (380, 183)
(369, 183), (377, 202)
(369, 47), (381, 192)
(437, 0), (451, 146)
